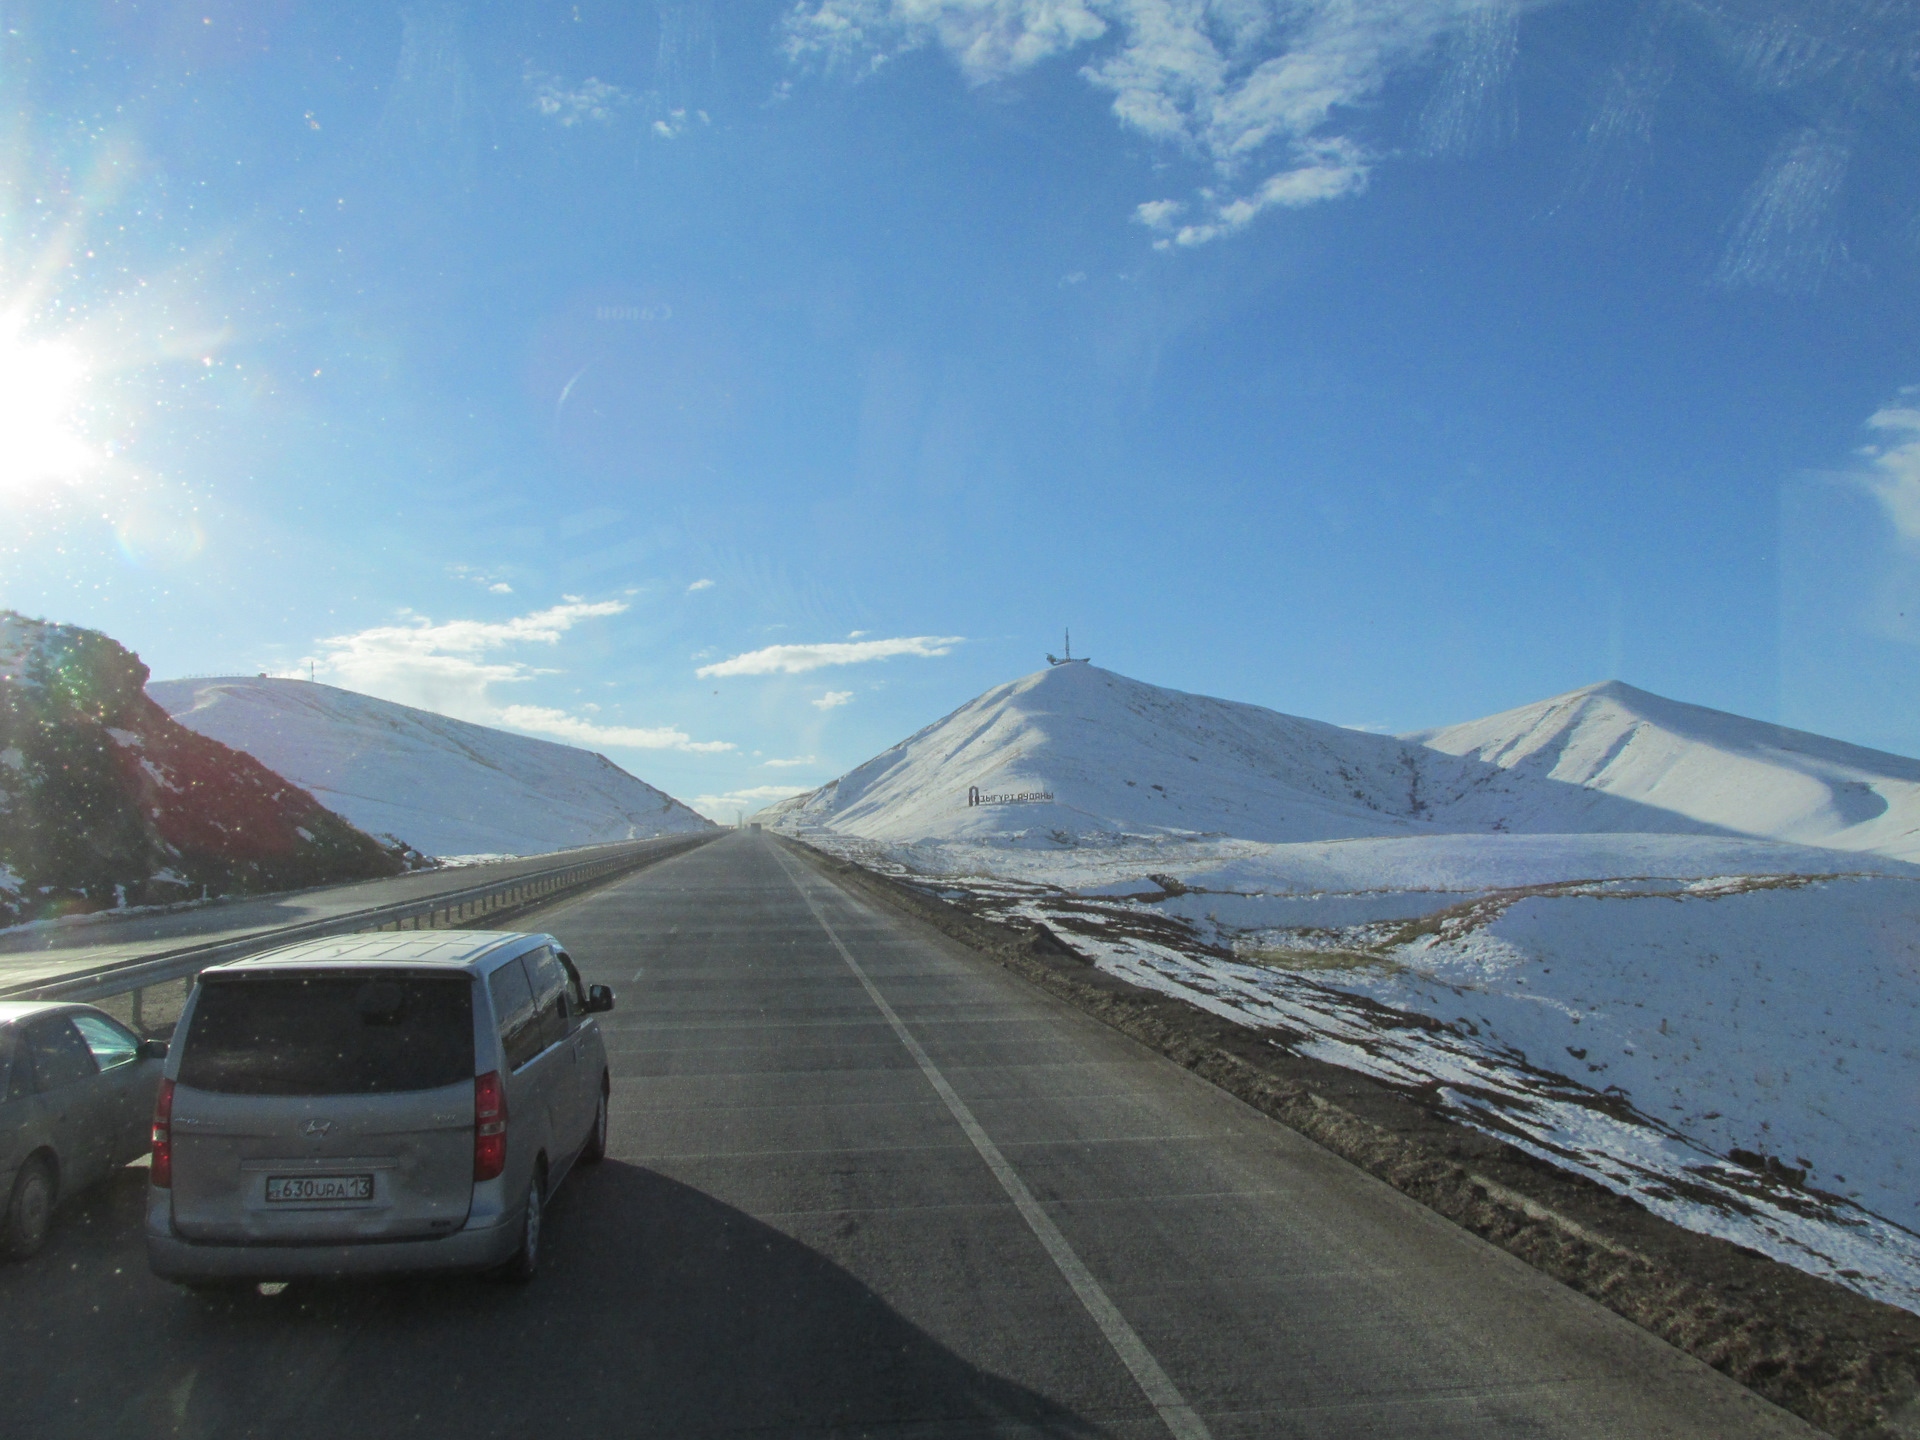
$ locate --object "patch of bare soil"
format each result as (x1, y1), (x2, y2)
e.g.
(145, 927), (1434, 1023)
(785, 838), (1920, 1440)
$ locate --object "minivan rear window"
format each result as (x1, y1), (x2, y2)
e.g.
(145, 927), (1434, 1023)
(179, 972), (474, 1096)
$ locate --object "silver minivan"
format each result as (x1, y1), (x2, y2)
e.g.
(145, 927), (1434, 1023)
(145, 930), (613, 1286)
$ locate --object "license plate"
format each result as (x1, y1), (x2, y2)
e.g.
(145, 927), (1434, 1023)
(265, 1174), (373, 1203)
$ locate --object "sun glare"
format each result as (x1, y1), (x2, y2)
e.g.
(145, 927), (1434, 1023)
(0, 324), (97, 496)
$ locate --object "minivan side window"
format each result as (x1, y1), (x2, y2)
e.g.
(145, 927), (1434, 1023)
(27, 1016), (99, 1091)
(488, 957), (543, 1071)
(526, 946), (573, 1050)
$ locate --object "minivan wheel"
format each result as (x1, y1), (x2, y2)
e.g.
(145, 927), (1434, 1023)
(2, 1156), (55, 1261)
(496, 1173), (543, 1284)
(582, 1085), (609, 1164)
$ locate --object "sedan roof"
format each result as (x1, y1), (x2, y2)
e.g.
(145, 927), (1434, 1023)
(0, 1000), (86, 1025)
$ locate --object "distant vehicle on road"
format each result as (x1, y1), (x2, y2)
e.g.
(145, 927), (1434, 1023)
(1, 1001), (168, 1259)
(146, 930), (614, 1288)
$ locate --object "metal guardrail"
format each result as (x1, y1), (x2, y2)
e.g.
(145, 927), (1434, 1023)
(5, 831), (719, 1018)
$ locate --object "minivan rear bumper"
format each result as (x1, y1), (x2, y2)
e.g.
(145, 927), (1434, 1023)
(145, 1192), (523, 1281)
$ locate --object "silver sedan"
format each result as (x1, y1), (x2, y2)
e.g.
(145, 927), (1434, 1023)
(0, 1001), (168, 1259)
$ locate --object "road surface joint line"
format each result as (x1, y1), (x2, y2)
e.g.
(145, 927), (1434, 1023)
(772, 844), (1214, 1440)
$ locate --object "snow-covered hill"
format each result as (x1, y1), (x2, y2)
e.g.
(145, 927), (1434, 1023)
(1404, 680), (1920, 861)
(148, 677), (713, 858)
(765, 662), (1737, 846)
(2, 617), (404, 926)
(770, 663), (1920, 1310)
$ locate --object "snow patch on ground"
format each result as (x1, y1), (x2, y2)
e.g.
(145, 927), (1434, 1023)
(798, 828), (1920, 1312)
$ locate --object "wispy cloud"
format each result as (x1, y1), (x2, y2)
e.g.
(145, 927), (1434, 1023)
(786, 1), (1495, 244)
(448, 563), (514, 595)
(1712, 125), (1855, 294)
(1859, 397), (1920, 545)
(653, 108), (711, 139)
(813, 690), (854, 710)
(687, 577), (715, 592)
(688, 784), (812, 821)
(1416, 1), (1518, 158)
(293, 600), (732, 754)
(698, 635), (965, 677)
(525, 66), (635, 126)
(764, 755), (818, 767)
(1135, 137), (1368, 247)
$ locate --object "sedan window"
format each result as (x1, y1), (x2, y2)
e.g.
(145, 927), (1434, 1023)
(26, 1017), (100, 1091)
(71, 1013), (141, 1071)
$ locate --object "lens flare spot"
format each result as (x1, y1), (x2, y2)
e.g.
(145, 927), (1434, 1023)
(114, 497), (206, 567)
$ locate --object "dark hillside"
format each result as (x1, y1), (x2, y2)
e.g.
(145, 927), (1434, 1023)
(0, 612), (406, 927)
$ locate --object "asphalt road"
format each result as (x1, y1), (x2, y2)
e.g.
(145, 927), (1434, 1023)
(0, 831), (1821, 1439)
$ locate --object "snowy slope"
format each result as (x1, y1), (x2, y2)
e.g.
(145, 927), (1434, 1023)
(766, 663), (1737, 846)
(1405, 681), (1920, 861)
(149, 677), (713, 858)
(2, 617), (403, 926)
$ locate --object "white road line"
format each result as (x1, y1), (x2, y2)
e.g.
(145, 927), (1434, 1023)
(775, 850), (1213, 1440)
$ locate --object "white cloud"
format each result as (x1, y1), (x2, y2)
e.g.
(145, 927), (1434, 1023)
(813, 690), (855, 710)
(299, 600), (733, 754)
(688, 784), (813, 821)
(525, 67), (634, 125)
(1133, 198), (1186, 229)
(764, 755), (818, 767)
(784, 0), (1106, 80)
(687, 577), (715, 591)
(785, 1), (1497, 243)
(652, 108), (711, 139)
(1860, 400), (1920, 545)
(1137, 136), (1369, 247)
(495, 705), (733, 753)
(697, 635), (965, 677)
(489, 582), (513, 594)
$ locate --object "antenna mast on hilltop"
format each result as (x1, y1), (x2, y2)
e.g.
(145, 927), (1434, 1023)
(1046, 629), (1089, 666)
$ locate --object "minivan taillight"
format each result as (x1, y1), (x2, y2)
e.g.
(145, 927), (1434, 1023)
(150, 1078), (174, 1188)
(474, 1071), (507, 1181)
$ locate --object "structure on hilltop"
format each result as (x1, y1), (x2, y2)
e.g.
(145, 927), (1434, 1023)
(1046, 629), (1089, 666)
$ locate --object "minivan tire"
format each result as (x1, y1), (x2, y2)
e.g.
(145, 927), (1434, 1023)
(582, 1083), (609, 1165)
(496, 1171), (543, 1284)
(2, 1155), (55, 1261)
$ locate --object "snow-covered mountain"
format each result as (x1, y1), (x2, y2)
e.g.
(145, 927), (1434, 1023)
(771, 665), (1920, 860)
(765, 663), (1740, 846)
(148, 677), (714, 858)
(1403, 681), (1920, 861)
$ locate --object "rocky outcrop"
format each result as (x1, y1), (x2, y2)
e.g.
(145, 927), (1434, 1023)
(0, 612), (406, 927)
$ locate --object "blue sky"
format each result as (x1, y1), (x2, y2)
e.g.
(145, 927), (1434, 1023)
(3, 0), (1919, 817)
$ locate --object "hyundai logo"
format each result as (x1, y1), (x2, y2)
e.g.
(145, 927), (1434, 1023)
(300, 1118), (335, 1139)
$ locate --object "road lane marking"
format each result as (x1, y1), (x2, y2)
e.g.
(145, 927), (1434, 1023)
(775, 850), (1213, 1440)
